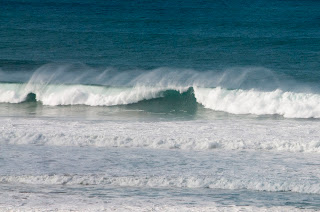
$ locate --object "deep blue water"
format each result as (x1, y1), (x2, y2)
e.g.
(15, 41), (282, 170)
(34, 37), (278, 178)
(1, 0), (320, 82)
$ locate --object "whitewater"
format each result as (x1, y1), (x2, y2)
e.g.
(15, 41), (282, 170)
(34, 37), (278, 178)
(1, 117), (320, 211)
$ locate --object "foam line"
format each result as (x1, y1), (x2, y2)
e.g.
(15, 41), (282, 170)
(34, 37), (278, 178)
(2, 118), (320, 153)
(1, 174), (319, 194)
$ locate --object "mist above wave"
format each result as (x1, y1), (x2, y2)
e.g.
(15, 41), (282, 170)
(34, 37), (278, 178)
(0, 62), (313, 91)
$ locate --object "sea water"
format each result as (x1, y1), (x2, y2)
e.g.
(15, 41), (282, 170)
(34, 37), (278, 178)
(1, 0), (320, 211)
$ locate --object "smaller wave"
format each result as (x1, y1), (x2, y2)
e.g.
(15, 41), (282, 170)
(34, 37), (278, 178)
(1, 174), (319, 194)
(194, 87), (320, 118)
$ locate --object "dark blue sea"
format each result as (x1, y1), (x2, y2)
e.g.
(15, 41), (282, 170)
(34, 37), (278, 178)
(1, 0), (320, 211)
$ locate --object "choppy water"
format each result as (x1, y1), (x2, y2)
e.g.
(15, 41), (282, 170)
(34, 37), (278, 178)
(1, 0), (320, 211)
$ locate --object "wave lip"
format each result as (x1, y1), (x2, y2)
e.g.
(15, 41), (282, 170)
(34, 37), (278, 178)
(194, 86), (320, 118)
(1, 174), (319, 194)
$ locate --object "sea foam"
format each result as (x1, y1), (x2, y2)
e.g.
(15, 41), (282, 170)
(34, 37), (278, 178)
(1, 118), (320, 153)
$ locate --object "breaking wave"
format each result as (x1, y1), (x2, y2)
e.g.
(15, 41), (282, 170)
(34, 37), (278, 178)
(2, 82), (320, 118)
(2, 63), (320, 118)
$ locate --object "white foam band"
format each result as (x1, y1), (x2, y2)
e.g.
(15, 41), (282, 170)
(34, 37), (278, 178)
(1, 118), (320, 153)
(1, 174), (319, 194)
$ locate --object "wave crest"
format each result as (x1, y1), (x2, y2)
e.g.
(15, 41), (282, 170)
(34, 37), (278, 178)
(194, 87), (320, 118)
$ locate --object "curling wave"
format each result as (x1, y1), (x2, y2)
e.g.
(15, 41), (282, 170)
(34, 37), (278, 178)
(0, 82), (188, 106)
(2, 82), (320, 118)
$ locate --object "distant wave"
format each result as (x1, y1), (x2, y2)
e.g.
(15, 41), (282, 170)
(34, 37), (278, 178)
(2, 82), (320, 118)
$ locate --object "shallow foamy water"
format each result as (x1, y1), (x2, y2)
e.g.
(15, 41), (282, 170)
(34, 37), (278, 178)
(1, 117), (320, 211)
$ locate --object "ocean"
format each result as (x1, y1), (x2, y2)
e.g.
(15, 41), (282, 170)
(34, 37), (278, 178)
(1, 0), (320, 211)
